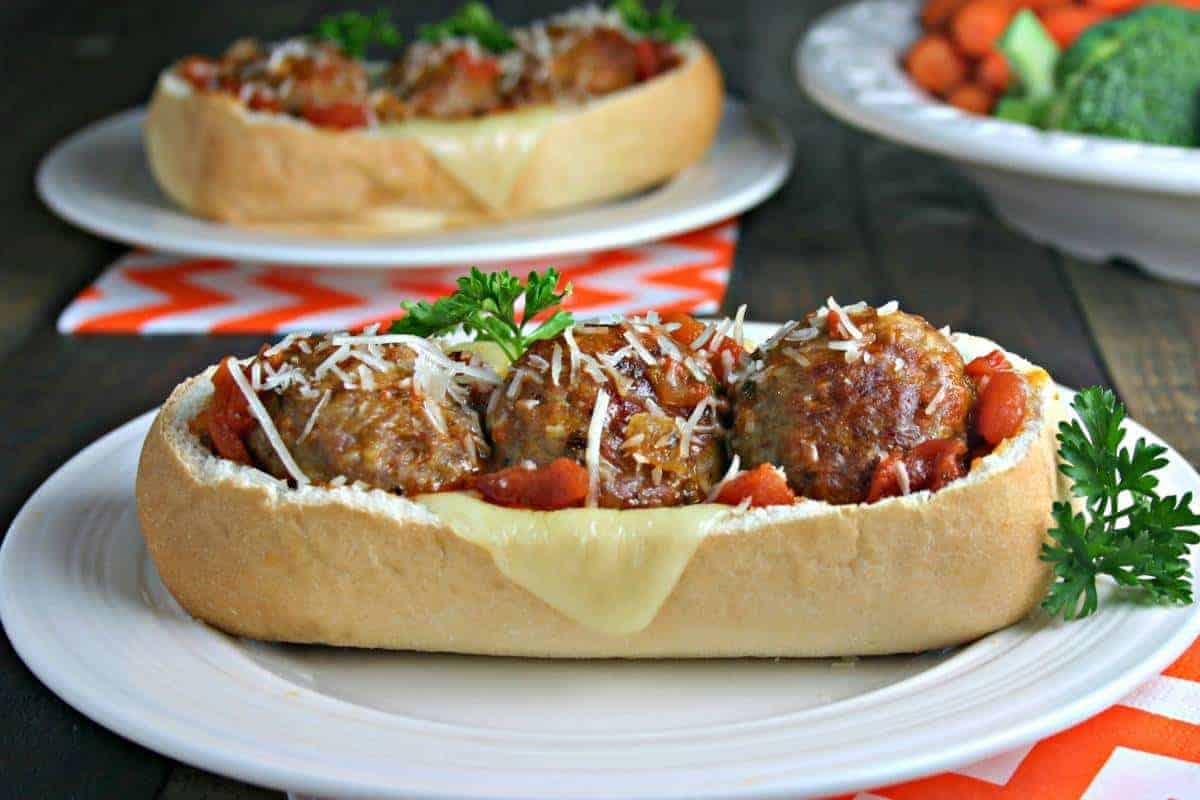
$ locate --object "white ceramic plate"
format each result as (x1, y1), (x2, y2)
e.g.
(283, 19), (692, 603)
(35, 100), (792, 268)
(2, 323), (1199, 799)
(798, 0), (1200, 285)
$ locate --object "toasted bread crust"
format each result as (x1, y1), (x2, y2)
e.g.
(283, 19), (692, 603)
(136, 335), (1063, 658)
(143, 43), (724, 237)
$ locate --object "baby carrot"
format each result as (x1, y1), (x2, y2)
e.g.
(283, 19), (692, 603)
(906, 33), (969, 95)
(952, 0), (1015, 57)
(978, 50), (1010, 92)
(1040, 6), (1110, 47)
(947, 82), (996, 114)
(922, 0), (971, 29)
(1085, 0), (1143, 12)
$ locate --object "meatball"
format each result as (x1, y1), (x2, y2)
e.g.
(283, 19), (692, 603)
(487, 319), (727, 508)
(547, 28), (641, 95)
(245, 333), (493, 494)
(214, 39), (369, 112)
(387, 43), (505, 119)
(732, 302), (974, 505)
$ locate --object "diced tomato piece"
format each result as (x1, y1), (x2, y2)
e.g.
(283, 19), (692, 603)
(867, 437), (967, 502)
(661, 311), (745, 383)
(715, 464), (797, 507)
(475, 458), (590, 510)
(452, 49), (502, 81)
(634, 40), (663, 80)
(178, 56), (218, 91)
(976, 370), (1026, 445)
(964, 349), (1011, 380)
(827, 312), (851, 340)
(909, 437), (968, 491)
(867, 453), (903, 502)
(302, 101), (370, 130)
(245, 89), (282, 113)
(207, 358), (256, 465)
(655, 361), (713, 407)
(660, 310), (706, 342)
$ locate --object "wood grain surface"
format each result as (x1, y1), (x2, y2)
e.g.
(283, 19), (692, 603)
(0, 0), (1196, 797)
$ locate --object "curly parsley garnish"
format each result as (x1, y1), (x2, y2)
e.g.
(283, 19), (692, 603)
(613, 0), (693, 42)
(314, 10), (401, 58)
(391, 268), (573, 362)
(419, 2), (515, 53)
(1041, 387), (1200, 620)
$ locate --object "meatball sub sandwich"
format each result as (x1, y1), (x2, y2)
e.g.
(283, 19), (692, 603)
(145, 2), (723, 235)
(137, 270), (1199, 657)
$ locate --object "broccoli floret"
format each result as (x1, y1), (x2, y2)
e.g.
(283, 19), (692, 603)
(1045, 5), (1200, 147)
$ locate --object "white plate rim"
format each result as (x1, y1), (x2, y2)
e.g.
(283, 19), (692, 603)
(35, 100), (793, 268)
(797, 0), (1200, 196)
(3, 325), (1199, 799)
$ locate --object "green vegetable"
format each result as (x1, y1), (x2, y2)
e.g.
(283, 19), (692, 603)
(314, 10), (401, 58)
(997, 9), (1059, 121)
(613, 0), (693, 42)
(1045, 5), (1200, 146)
(994, 95), (1050, 126)
(1041, 387), (1200, 620)
(419, 2), (515, 53)
(390, 268), (574, 361)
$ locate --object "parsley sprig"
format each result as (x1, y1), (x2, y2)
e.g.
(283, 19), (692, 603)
(419, 2), (515, 53)
(613, 0), (693, 42)
(1042, 387), (1200, 620)
(314, 10), (401, 58)
(391, 268), (573, 362)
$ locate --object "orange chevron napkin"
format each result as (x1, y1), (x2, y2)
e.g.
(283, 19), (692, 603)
(843, 634), (1200, 799)
(57, 221), (736, 334)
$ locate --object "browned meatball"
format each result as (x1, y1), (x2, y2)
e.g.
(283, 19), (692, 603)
(732, 303), (974, 505)
(245, 333), (493, 494)
(547, 28), (641, 95)
(487, 319), (727, 508)
(217, 39), (369, 112)
(387, 43), (506, 119)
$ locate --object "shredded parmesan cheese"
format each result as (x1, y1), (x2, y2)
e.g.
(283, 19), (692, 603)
(678, 397), (710, 457)
(826, 297), (864, 339)
(227, 361), (309, 485)
(585, 389), (611, 507)
(782, 348), (810, 366)
(925, 384), (948, 417)
(563, 327), (581, 375)
(732, 304), (747, 348)
(550, 343), (563, 386)
(622, 329), (656, 365)
(896, 461), (911, 495)
(706, 454), (742, 501)
(298, 390), (331, 444)
(314, 345), (351, 379)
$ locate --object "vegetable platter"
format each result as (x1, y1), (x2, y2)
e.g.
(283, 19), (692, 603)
(799, 0), (1200, 286)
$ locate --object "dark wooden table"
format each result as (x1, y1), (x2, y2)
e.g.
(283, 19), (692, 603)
(2, 0), (1198, 797)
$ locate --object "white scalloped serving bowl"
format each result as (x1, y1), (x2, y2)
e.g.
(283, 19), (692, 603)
(798, 0), (1200, 285)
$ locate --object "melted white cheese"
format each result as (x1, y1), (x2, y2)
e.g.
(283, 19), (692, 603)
(381, 107), (559, 211)
(415, 492), (728, 635)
